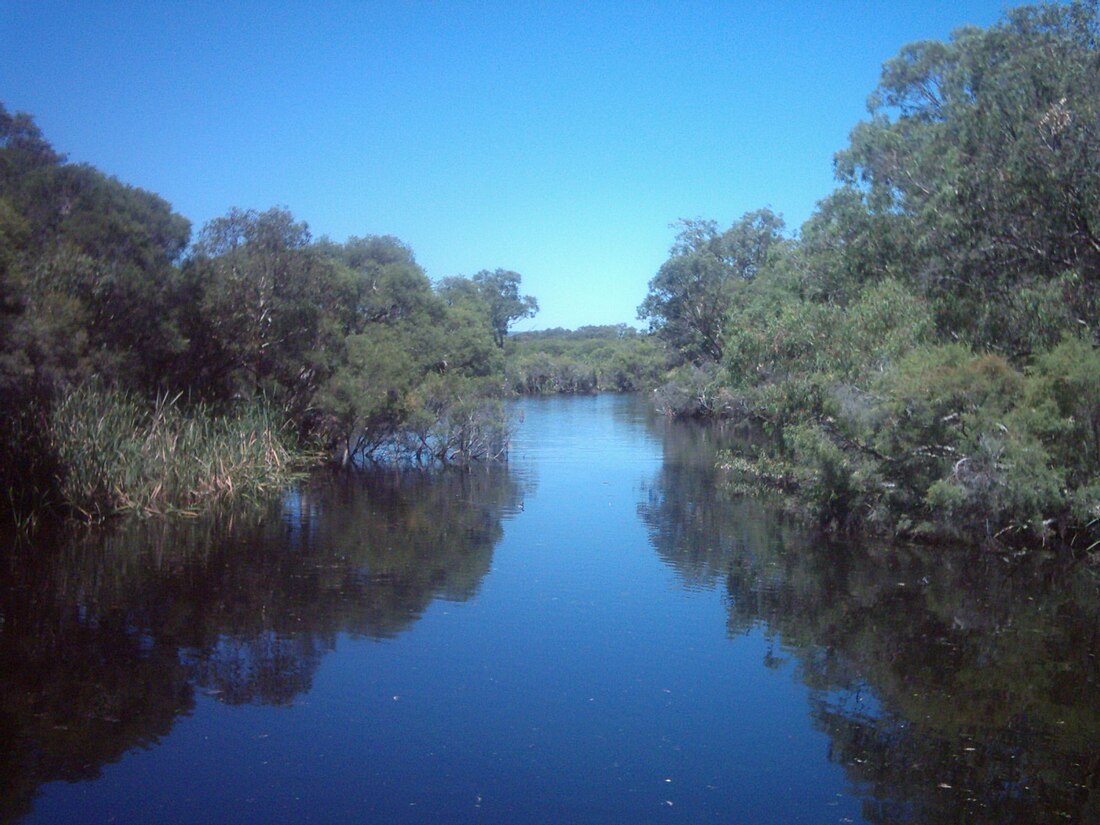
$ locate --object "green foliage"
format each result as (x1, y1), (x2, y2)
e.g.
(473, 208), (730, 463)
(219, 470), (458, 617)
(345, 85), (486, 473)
(643, 3), (1100, 552)
(836, 0), (1100, 355)
(786, 423), (882, 531)
(0, 105), (534, 523)
(406, 374), (511, 462)
(724, 277), (934, 391)
(312, 246), (509, 465)
(601, 334), (668, 392)
(506, 325), (666, 395)
(182, 207), (338, 411)
(508, 351), (598, 394)
(440, 269), (538, 348)
(743, 341), (1100, 547)
(922, 431), (1064, 540)
(321, 234), (439, 333)
(638, 210), (787, 364)
(316, 323), (423, 462)
(870, 347), (1061, 538)
(1023, 335), (1100, 482)
(796, 186), (914, 304)
(871, 345), (1025, 505)
(0, 136), (191, 395)
(653, 362), (738, 418)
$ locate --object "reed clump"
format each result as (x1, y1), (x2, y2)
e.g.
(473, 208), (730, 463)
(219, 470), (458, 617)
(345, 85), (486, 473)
(48, 385), (303, 520)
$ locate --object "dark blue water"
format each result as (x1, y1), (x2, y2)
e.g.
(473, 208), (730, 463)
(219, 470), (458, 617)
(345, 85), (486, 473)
(3, 394), (1098, 823)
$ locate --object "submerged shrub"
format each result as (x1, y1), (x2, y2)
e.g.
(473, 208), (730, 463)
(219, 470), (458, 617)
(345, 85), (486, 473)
(719, 338), (1100, 549)
(406, 375), (511, 463)
(653, 363), (737, 418)
(786, 422), (884, 531)
(923, 431), (1064, 541)
(862, 344), (1089, 544)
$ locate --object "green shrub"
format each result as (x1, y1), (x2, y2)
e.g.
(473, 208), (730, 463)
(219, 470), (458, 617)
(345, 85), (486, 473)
(1022, 336), (1100, 484)
(870, 345), (1024, 506)
(787, 423), (883, 530)
(923, 431), (1064, 541)
(653, 363), (737, 418)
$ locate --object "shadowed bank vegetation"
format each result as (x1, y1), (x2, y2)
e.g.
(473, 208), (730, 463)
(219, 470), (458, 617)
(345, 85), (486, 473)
(638, 1), (1100, 554)
(0, 464), (524, 821)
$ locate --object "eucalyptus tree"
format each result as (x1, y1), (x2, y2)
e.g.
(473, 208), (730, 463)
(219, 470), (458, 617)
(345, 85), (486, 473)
(638, 209), (786, 364)
(470, 268), (539, 347)
(313, 239), (506, 465)
(183, 207), (341, 412)
(835, 0), (1100, 355)
(318, 234), (437, 334)
(0, 104), (191, 395)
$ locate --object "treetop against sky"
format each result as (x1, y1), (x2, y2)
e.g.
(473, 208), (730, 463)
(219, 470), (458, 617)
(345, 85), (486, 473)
(3, 0), (1013, 330)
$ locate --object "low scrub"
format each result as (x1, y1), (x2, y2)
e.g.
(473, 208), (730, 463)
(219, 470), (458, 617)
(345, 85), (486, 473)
(506, 327), (668, 395)
(719, 338), (1100, 553)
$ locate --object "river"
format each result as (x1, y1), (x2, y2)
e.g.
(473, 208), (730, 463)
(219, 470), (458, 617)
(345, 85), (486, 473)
(1, 394), (1098, 823)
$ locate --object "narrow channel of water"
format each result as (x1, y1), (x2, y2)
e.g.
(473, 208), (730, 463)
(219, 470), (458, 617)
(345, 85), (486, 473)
(1, 394), (1097, 823)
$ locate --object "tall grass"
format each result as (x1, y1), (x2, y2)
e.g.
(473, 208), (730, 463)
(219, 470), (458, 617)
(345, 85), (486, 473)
(49, 385), (303, 520)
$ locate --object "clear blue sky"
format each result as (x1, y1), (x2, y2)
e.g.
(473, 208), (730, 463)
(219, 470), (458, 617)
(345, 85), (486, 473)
(4, 1), (1015, 330)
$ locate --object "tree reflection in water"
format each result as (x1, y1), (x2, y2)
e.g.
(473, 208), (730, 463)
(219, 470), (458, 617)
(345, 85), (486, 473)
(0, 464), (523, 823)
(639, 413), (1100, 824)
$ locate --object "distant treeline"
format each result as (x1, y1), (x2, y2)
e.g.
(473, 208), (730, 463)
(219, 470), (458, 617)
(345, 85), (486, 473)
(506, 324), (668, 394)
(636, 1), (1100, 553)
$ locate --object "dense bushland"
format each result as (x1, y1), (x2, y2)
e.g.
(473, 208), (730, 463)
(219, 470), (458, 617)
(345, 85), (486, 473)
(639, 1), (1100, 553)
(505, 325), (668, 394)
(0, 108), (538, 522)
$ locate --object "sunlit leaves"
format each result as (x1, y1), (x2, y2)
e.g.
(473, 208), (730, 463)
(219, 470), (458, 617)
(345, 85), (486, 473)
(836, 0), (1100, 352)
(639, 209), (787, 364)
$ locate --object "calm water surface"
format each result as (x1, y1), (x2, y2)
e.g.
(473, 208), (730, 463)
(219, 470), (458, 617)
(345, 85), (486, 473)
(2, 394), (1098, 823)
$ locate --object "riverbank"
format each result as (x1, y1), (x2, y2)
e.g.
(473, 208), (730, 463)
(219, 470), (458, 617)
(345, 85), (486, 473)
(703, 339), (1100, 556)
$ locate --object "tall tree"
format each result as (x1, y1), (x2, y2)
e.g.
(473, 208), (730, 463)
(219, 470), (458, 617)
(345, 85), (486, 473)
(638, 209), (786, 364)
(470, 268), (538, 347)
(184, 207), (336, 408)
(317, 234), (437, 334)
(835, 0), (1100, 355)
(0, 104), (191, 395)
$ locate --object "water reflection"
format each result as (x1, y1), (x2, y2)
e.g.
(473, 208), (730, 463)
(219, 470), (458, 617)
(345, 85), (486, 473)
(789, 544), (1100, 824)
(0, 464), (523, 823)
(640, 410), (1100, 823)
(4, 398), (1100, 823)
(638, 414), (794, 590)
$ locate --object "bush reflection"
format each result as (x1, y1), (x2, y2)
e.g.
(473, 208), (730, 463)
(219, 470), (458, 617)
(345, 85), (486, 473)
(0, 465), (523, 822)
(639, 412), (1100, 823)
